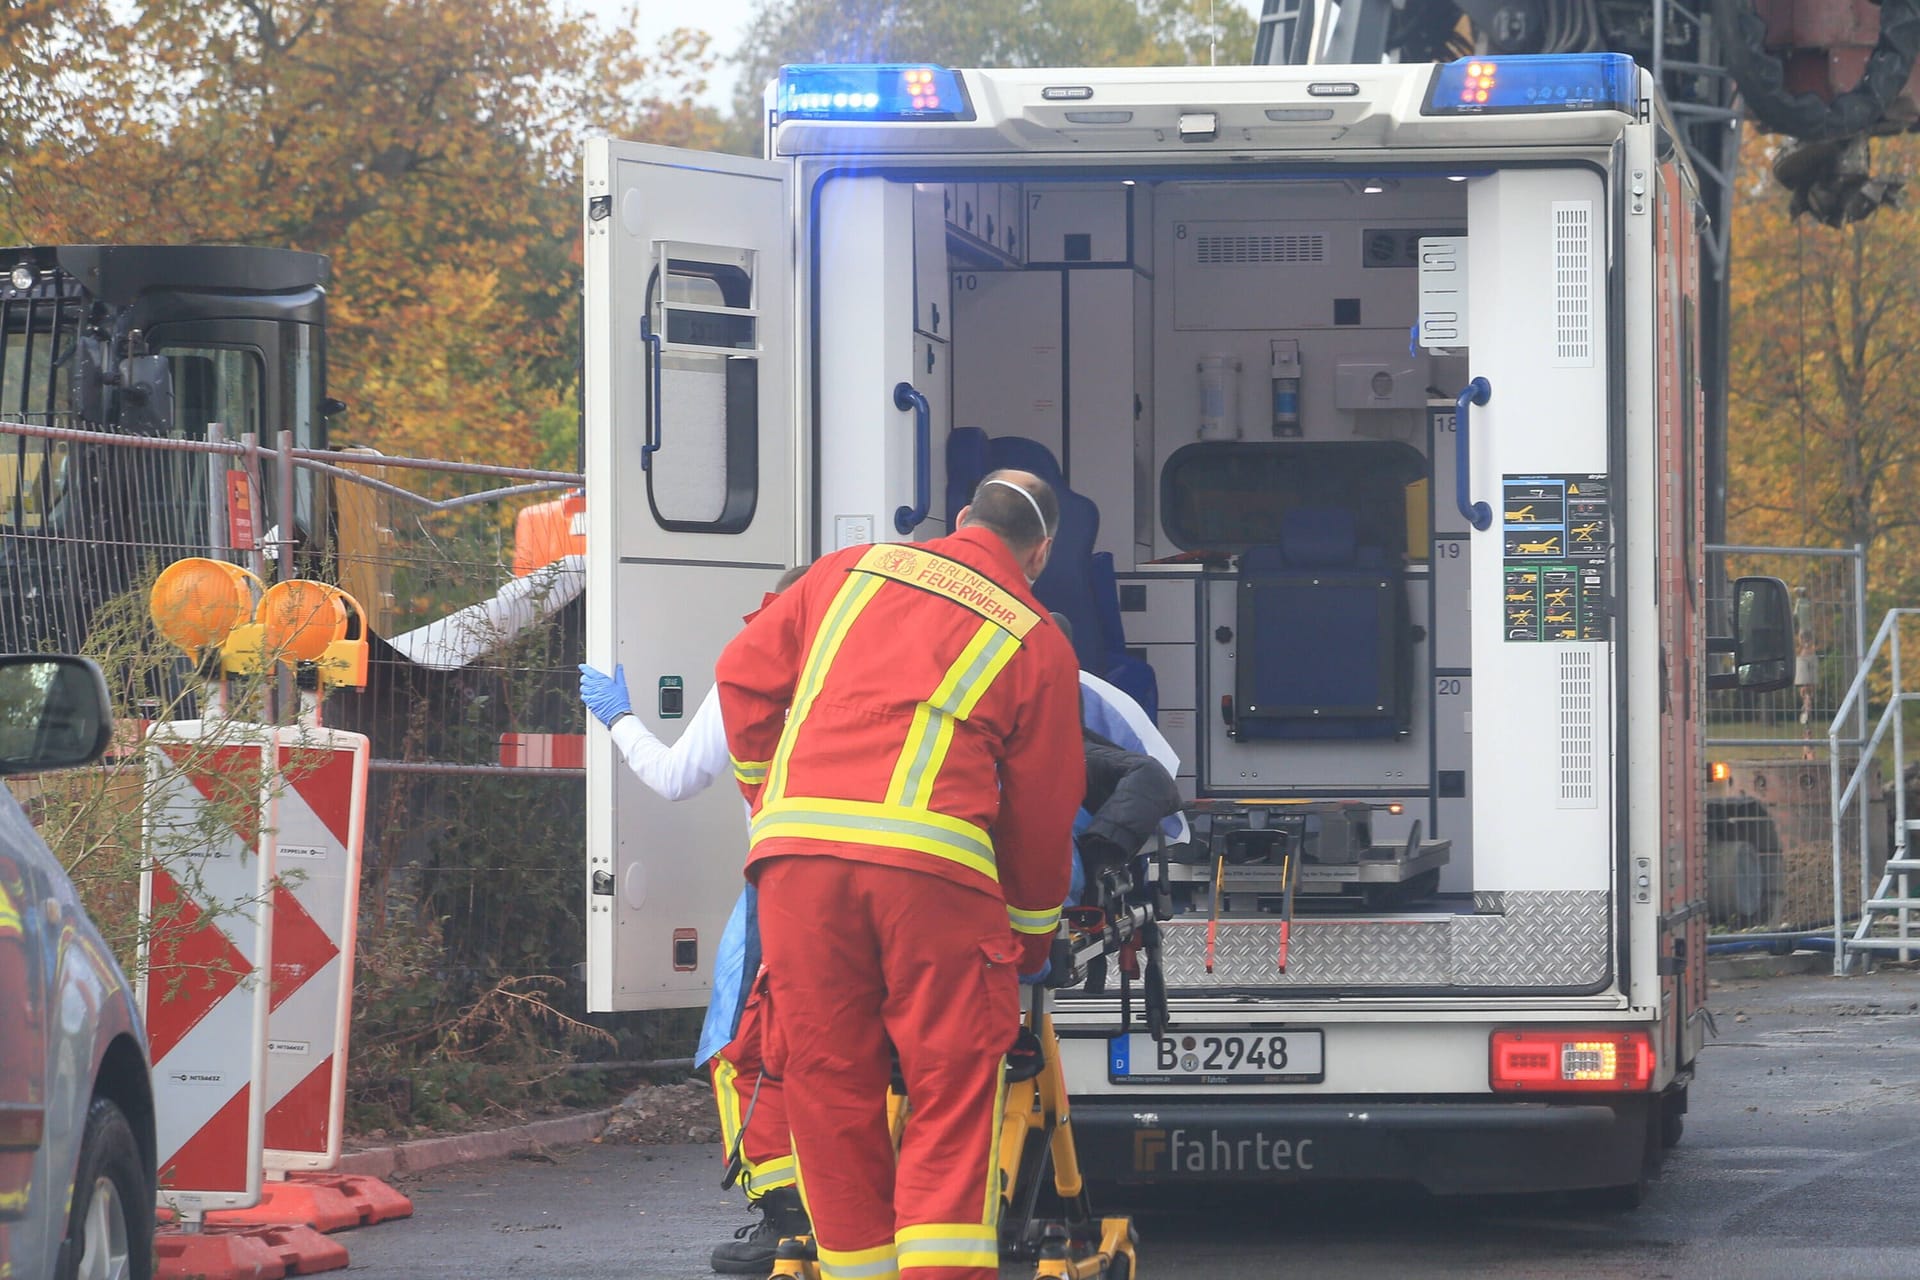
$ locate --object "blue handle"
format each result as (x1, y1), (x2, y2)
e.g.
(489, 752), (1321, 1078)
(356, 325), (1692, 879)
(641, 319), (664, 471)
(1453, 377), (1493, 532)
(892, 381), (931, 535)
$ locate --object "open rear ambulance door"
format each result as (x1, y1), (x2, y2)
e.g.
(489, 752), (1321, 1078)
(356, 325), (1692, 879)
(582, 141), (794, 1012)
(1456, 165), (1619, 992)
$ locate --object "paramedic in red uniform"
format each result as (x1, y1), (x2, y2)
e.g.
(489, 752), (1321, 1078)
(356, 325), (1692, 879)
(716, 469), (1083, 1280)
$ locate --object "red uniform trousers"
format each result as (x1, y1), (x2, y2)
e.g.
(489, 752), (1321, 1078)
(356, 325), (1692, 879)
(709, 970), (796, 1199)
(757, 854), (1019, 1280)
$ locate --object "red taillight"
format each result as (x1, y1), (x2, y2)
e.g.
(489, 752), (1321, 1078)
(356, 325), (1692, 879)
(1489, 1030), (1655, 1092)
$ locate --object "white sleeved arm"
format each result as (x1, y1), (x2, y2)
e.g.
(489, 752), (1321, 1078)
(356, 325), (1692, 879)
(607, 683), (729, 802)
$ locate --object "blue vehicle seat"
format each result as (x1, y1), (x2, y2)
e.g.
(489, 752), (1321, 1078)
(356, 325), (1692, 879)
(944, 428), (1157, 719)
(1233, 505), (1412, 740)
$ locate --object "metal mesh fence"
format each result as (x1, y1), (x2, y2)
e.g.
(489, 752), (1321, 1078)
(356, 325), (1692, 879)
(0, 420), (676, 1126)
(1705, 545), (1869, 937)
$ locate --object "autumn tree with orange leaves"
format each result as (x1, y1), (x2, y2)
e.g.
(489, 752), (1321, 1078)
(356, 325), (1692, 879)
(1726, 134), (1920, 606)
(0, 0), (724, 471)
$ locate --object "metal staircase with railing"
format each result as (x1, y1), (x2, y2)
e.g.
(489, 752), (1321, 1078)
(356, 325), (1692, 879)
(1831, 609), (1920, 972)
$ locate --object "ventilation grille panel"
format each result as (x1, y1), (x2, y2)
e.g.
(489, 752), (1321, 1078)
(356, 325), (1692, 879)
(1558, 649), (1598, 808)
(1552, 202), (1593, 367)
(1195, 233), (1326, 265)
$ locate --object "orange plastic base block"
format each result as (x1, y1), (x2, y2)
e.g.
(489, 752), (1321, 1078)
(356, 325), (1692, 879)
(204, 1181), (361, 1233)
(155, 1223), (350, 1279)
(299, 1173), (412, 1225)
(201, 1172), (412, 1232)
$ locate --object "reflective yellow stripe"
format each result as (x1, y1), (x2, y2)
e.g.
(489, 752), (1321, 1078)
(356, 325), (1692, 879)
(886, 621), (1015, 808)
(712, 1057), (744, 1150)
(1006, 903), (1061, 936)
(894, 626), (1022, 812)
(0, 881), (18, 935)
(752, 797), (997, 882)
(713, 1057), (796, 1197)
(983, 1056), (1009, 1226)
(745, 1153), (796, 1196)
(952, 628), (1019, 716)
(764, 573), (885, 804)
(731, 754), (771, 785)
(793, 1148), (815, 1223)
(818, 1241), (900, 1280)
(852, 543), (1040, 639)
(895, 1223), (999, 1272)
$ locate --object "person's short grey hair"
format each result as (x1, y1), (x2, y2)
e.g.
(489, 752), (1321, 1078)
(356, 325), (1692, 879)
(960, 470), (1058, 553)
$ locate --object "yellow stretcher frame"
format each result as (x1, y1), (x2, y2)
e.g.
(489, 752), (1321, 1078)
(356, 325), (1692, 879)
(768, 983), (1141, 1280)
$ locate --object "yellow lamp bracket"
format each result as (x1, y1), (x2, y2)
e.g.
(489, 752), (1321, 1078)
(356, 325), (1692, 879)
(148, 562), (367, 689)
(258, 579), (369, 691)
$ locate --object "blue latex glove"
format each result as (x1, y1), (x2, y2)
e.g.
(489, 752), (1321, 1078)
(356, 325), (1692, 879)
(579, 662), (632, 727)
(1019, 961), (1051, 986)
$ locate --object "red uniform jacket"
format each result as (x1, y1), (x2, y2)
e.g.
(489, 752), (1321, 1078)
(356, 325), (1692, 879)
(716, 527), (1084, 937)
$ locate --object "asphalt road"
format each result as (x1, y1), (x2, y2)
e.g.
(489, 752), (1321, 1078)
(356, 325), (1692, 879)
(340, 970), (1920, 1279)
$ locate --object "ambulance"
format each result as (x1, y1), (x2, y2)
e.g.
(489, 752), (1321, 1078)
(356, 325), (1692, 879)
(581, 53), (1795, 1202)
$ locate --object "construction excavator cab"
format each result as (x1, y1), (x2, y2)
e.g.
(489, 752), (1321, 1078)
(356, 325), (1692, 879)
(0, 245), (330, 653)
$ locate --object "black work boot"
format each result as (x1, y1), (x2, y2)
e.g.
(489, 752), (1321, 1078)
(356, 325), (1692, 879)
(710, 1186), (811, 1275)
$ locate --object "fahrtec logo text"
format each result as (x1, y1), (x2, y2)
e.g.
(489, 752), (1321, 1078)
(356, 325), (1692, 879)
(1133, 1128), (1316, 1174)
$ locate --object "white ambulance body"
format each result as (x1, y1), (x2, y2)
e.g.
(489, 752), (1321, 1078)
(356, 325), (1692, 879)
(582, 54), (1779, 1199)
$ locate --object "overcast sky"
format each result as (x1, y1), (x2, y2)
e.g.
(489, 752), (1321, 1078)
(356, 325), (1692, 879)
(576, 0), (1268, 108)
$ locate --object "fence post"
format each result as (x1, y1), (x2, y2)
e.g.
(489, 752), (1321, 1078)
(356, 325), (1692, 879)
(240, 432), (268, 583)
(276, 430), (296, 584)
(1833, 731), (1847, 974)
(207, 421), (227, 557)
(1856, 544), (1872, 959)
(276, 430), (297, 720)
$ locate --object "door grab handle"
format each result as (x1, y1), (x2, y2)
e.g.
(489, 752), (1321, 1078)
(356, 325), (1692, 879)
(1454, 377), (1493, 532)
(893, 381), (931, 535)
(641, 318), (664, 472)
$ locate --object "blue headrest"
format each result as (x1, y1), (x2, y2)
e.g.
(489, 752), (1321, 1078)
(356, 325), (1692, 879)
(1278, 506), (1359, 568)
(988, 436), (1065, 487)
(945, 427), (991, 522)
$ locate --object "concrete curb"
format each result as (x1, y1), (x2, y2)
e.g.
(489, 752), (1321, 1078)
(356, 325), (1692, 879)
(336, 1108), (614, 1180)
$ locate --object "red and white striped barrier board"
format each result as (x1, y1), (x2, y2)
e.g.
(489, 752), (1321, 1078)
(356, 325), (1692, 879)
(262, 727), (369, 1171)
(498, 732), (584, 769)
(141, 721), (278, 1215)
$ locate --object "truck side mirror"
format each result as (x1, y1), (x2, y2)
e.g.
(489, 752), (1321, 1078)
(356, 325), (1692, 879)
(1707, 575), (1793, 693)
(117, 354), (175, 435)
(0, 655), (114, 775)
(1735, 576), (1794, 690)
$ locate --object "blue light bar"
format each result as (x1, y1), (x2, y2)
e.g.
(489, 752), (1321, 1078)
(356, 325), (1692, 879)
(1423, 53), (1638, 117)
(777, 64), (972, 122)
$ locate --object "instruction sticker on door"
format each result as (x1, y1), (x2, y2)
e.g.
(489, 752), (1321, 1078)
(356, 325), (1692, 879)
(1501, 474), (1609, 643)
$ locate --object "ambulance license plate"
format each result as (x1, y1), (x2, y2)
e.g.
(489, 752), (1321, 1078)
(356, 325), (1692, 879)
(1108, 1030), (1324, 1084)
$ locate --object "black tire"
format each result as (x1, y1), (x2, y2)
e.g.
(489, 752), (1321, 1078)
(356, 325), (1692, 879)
(60, 1097), (154, 1280)
(1107, 1254), (1133, 1280)
(1578, 1103), (1663, 1212)
(1661, 1086), (1688, 1150)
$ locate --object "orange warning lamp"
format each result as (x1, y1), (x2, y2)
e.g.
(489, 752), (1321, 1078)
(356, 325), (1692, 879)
(149, 558), (262, 664)
(257, 580), (369, 689)
(260, 580), (347, 663)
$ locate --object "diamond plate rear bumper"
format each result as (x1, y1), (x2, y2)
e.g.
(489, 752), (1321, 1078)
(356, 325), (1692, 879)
(1159, 890), (1611, 989)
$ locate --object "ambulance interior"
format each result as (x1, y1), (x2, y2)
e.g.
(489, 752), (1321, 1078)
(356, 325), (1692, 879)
(857, 171), (1484, 922)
